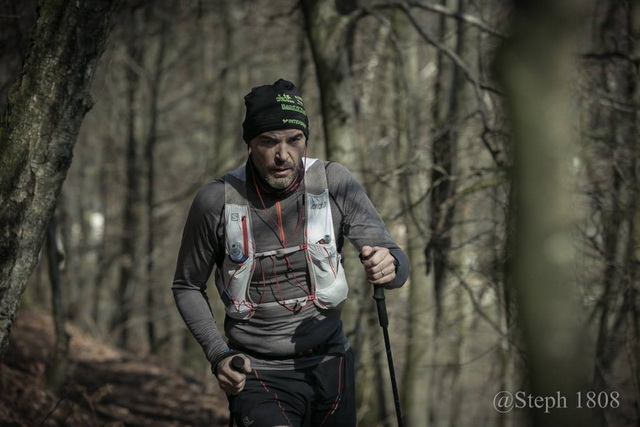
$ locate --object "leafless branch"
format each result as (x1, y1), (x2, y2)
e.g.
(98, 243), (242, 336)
(356, 0), (505, 39)
(403, 0), (506, 39)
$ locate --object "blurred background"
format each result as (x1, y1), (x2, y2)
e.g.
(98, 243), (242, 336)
(1, 0), (638, 426)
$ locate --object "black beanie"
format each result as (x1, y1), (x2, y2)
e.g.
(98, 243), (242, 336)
(242, 79), (309, 143)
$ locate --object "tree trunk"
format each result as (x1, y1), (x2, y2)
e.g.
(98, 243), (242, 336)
(144, 2), (169, 355)
(389, 9), (431, 427)
(210, 0), (246, 178)
(92, 131), (116, 331)
(300, 0), (359, 169)
(0, 0), (122, 359)
(424, 1), (474, 424)
(427, 0), (464, 330)
(495, 0), (592, 425)
(115, 6), (147, 350)
(494, 184), (513, 427)
(45, 215), (69, 391)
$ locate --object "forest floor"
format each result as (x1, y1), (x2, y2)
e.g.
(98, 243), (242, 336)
(0, 309), (229, 426)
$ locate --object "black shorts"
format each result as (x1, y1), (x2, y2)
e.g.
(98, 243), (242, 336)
(228, 349), (355, 427)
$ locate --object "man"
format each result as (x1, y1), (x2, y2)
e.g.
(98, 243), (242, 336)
(173, 79), (409, 426)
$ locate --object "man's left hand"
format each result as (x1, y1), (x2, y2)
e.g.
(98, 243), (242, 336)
(360, 246), (397, 286)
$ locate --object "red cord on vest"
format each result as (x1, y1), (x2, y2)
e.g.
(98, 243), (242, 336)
(241, 216), (249, 258)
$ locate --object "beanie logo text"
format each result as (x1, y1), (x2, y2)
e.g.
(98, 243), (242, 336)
(282, 118), (307, 129)
(281, 103), (307, 116)
(276, 93), (305, 106)
(276, 93), (293, 103)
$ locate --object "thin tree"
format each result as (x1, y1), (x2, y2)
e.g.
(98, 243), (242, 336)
(144, 1), (170, 354)
(45, 214), (69, 391)
(115, 5), (147, 349)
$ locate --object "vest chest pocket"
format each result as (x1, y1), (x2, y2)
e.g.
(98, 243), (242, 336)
(307, 243), (348, 308)
(307, 243), (338, 281)
(216, 202), (256, 320)
(306, 190), (333, 245)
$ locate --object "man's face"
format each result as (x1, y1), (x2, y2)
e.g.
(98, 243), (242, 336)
(248, 129), (306, 190)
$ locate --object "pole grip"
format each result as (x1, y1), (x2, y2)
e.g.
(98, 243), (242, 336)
(231, 355), (245, 373)
(373, 286), (389, 327)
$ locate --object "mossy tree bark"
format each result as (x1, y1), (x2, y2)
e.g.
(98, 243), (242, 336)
(0, 0), (122, 359)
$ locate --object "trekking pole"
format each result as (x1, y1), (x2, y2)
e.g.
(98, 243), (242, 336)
(373, 285), (404, 427)
(231, 355), (245, 373)
(228, 356), (245, 427)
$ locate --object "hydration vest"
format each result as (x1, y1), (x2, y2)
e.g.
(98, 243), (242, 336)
(215, 158), (349, 320)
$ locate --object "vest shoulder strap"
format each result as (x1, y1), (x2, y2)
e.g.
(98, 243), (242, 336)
(303, 159), (328, 196)
(224, 166), (248, 205)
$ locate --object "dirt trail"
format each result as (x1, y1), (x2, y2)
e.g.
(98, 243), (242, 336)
(1, 309), (229, 426)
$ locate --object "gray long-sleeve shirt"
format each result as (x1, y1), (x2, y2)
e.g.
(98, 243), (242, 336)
(172, 160), (409, 370)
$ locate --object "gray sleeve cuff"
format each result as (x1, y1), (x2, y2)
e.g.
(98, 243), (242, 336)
(386, 248), (410, 289)
(211, 348), (242, 376)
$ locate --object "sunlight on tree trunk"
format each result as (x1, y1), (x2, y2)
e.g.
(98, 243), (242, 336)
(391, 10), (431, 427)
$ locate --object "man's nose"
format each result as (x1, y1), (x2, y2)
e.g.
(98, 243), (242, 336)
(275, 143), (287, 160)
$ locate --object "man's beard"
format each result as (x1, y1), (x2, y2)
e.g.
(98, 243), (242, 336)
(263, 166), (299, 190)
(264, 170), (295, 189)
(260, 159), (300, 190)
(250, 158), (303, 194)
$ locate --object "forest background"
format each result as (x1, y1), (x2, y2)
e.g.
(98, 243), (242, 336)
(0, 0), (639, 426)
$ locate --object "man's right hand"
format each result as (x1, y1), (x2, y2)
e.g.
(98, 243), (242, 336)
(215, 354), (252, 395)
(360, 245), (397, 286)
